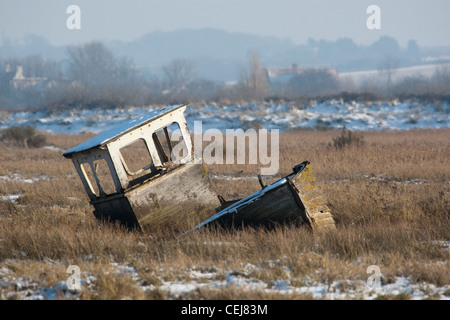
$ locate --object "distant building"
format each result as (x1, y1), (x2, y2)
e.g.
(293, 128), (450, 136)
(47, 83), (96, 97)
(266, 63), (339, 83)
(12, 65), (47, 90)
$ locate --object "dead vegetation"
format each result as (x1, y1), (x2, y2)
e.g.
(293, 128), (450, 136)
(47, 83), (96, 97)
(0, 128), (449, 299)
(0, 126), (47, 148)
(330, 126), (365, 149)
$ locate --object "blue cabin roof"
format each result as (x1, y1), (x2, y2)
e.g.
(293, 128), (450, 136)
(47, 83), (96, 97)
(63, 104), (186, 158)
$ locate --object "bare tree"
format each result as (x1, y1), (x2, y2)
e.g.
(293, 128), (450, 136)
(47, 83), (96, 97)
(239, 51), (269, 100)
(377, 54), (400, 95)
(162, 59), (195, 89)
(115, 56), (140, 86)
(0, 59), (15, 107)
(431, 64), (450, 95)
(62, 41), (142, 108)
(288, 69), (340, 98)
(67, 41), (117, 87)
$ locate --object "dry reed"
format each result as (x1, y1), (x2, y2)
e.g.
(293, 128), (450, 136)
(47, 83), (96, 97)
(0, 129), (448, 299)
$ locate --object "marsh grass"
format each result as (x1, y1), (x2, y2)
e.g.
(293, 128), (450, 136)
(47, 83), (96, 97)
(0, 129), (449, 299)
(331, 126), (365, 149)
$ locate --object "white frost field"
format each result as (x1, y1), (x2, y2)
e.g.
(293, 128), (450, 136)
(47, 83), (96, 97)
(0, 99), (448, 134)
(1, 262), (449, 300)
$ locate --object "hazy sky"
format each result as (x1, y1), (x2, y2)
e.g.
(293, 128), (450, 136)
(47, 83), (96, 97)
(1, 0), (449, 47)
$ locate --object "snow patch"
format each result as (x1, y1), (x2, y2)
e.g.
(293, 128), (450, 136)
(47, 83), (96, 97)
(1, 100), (448, 135)
(0, 173), (53, 184)
(0, 194), (21, 202)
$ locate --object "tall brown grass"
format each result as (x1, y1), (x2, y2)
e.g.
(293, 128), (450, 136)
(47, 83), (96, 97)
(0, 129), (448, 299)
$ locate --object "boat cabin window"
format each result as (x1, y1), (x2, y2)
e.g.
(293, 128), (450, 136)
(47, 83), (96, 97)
(152, 122), (188, 165)
(80, 158), (117, 198)
(119, 138), (155, 186)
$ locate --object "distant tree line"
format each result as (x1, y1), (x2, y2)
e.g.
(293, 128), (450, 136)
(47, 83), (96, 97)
(0, 40), (449, 111)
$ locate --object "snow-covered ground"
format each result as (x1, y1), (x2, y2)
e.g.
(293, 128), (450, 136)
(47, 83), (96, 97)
(1, 260), (449, 300)
(0, 99), (448, 135)
(0, 99), (448, 300)
(340, 63), (450, 84)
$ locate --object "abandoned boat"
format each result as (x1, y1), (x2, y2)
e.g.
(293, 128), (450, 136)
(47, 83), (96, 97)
(63, 104), (219, 232)
(63, 104), (335, 233)
(189, 160), (336, 233)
